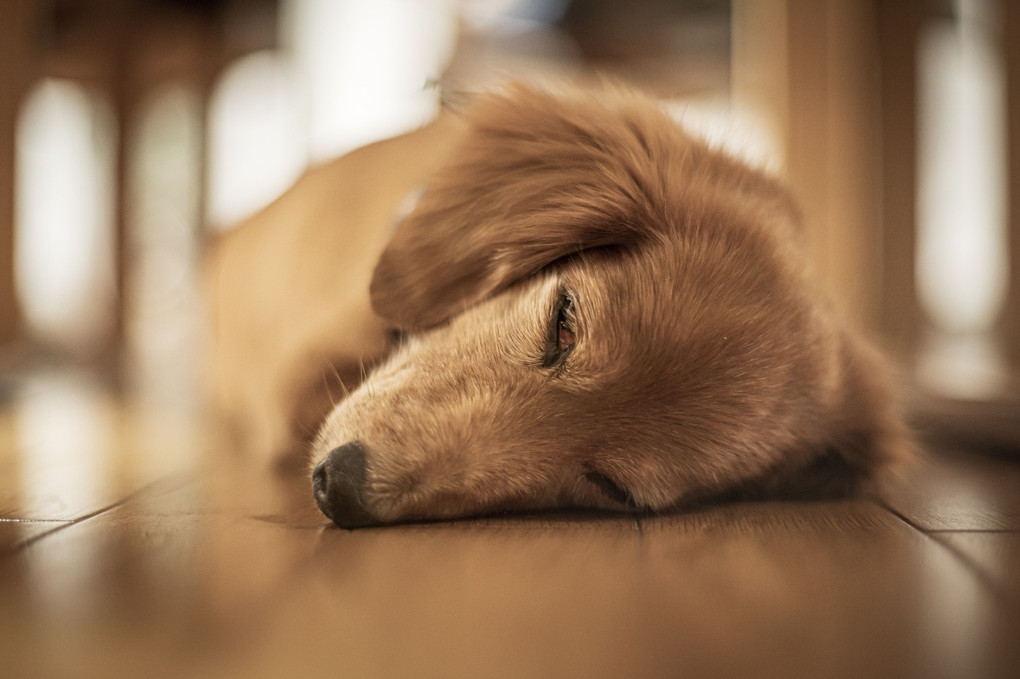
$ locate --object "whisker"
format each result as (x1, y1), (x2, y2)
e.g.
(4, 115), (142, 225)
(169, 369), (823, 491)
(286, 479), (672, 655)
(321, 367), (338, 409)
(327, 361), (352, 401)
(340, 372), (352, 399)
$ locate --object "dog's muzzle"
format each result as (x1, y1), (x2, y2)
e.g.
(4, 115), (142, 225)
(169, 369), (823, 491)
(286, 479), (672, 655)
(312, 442), (376, 528)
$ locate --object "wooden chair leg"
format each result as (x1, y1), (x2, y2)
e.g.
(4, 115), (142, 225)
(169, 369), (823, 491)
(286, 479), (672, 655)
(876, 0), (925, 362)
(0, 1), (35, 347)
(732, 0), (883, 333)
(1004, 1), (1020, 372)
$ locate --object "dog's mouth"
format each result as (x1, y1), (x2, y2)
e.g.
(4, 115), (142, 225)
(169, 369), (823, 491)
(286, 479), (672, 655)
(583, 464), (638, 508)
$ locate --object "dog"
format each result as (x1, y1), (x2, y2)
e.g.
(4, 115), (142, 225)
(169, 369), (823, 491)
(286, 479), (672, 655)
(207, 83), (909, 528)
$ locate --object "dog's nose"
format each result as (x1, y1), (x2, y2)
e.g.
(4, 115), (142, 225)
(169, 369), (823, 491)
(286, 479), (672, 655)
(312, 442), (376, 528)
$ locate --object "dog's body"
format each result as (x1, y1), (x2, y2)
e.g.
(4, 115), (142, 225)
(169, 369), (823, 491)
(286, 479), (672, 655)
(208, 84), (908, 528)
(207, 113), (465, 464)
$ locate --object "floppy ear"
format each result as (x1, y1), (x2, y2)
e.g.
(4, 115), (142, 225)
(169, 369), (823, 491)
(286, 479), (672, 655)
(370, 84), (671, 330)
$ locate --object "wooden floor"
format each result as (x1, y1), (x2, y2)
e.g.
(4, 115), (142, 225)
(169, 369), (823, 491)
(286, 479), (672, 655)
(2, 371), (1019, 679)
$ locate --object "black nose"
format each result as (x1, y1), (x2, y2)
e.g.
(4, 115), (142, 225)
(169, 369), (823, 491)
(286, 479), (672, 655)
(312, 442), (376, 528)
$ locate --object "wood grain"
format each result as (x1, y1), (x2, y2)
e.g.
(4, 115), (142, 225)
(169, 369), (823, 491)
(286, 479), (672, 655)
(880, 450), (1020, 531)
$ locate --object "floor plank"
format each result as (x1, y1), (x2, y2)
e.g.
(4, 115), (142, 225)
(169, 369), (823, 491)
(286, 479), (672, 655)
(937, 530), (1020, 600)
(190, 502), (1020, 679)
(2, 376), (1019, 678)
(4, 489), (997, 679)
(0, 373), (201, 523)
(0, 518), (71, 550)
(638, 502), (1020, 679)
(0, 475), (319, 679)
(880, 448), (1020, 531)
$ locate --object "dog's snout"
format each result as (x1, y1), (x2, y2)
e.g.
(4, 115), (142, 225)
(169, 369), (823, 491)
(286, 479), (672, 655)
(312, 442), (376, 528)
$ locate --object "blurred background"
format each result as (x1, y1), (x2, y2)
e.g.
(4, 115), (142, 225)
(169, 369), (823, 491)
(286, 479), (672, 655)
(0, 0), (1017, 449)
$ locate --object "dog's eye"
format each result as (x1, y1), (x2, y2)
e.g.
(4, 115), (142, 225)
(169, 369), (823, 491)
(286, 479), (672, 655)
(542, 290), (577, 369)
(557, 295), (576, 353)
(584, 464), (638, 508)
(386, 328), (410, 347)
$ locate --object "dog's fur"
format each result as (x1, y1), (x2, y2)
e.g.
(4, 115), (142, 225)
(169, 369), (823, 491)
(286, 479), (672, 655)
(207, 84), (908, 528)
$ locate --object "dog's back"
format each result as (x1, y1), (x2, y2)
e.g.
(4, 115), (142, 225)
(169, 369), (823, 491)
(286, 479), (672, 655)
(206, 113), (465, 463)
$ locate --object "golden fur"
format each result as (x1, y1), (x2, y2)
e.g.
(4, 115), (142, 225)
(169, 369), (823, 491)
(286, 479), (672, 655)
(207, 84), (908, 528)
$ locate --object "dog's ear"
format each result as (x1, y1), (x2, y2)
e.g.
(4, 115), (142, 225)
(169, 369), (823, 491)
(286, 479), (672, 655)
(370, 84), (668, 330)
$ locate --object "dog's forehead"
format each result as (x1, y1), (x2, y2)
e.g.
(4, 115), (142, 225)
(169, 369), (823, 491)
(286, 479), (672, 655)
(562, 243), (686, 311)
(559, 235), (784, 358)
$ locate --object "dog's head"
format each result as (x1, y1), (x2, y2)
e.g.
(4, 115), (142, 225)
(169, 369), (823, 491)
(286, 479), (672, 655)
(311, 84), (905, 528)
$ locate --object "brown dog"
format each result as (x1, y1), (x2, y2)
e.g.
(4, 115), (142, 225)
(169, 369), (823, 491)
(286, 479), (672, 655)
(207, 83), (908, 528)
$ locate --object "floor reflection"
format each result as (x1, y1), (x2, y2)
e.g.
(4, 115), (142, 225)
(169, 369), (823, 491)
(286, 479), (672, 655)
(13, 372), (114, 520)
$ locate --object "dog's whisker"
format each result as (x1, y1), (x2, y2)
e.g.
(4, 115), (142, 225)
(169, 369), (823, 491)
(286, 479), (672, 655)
(327, 362), (352, 401)
(321, 368), (338, 409)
